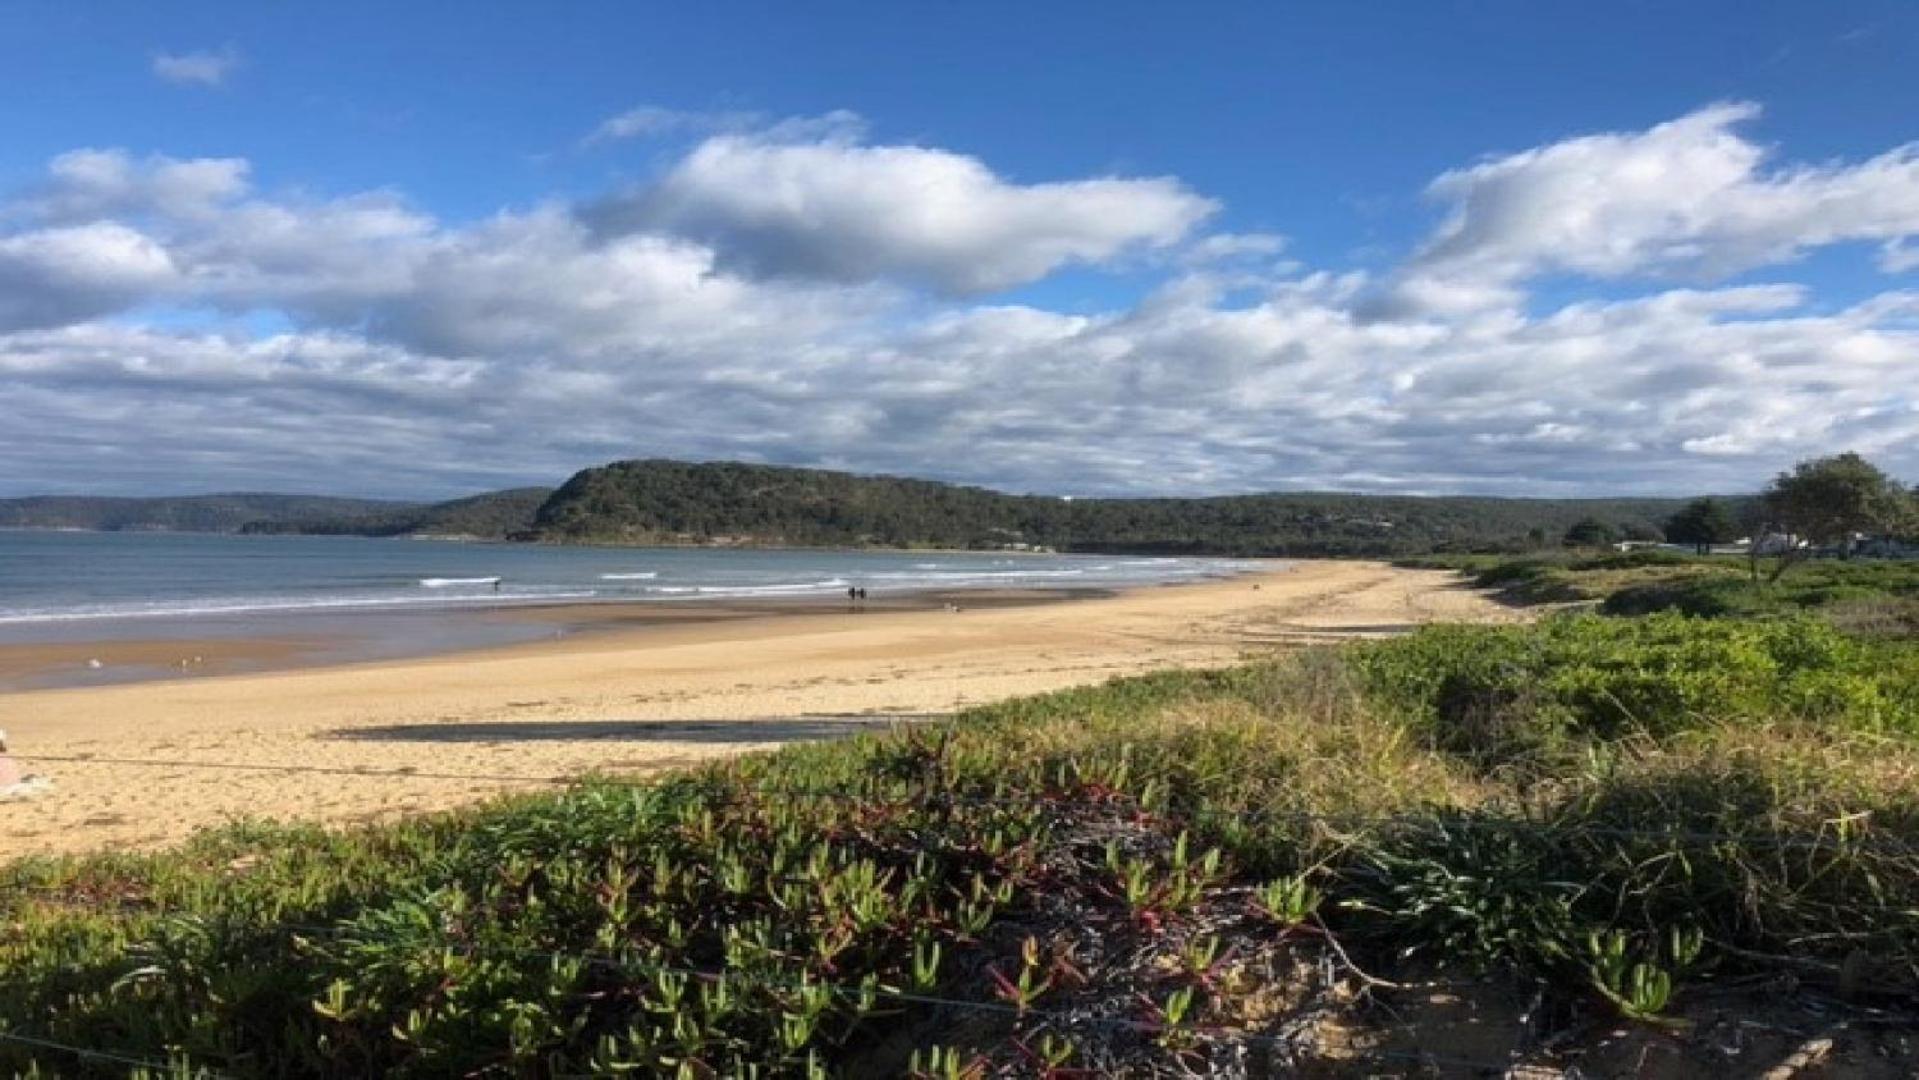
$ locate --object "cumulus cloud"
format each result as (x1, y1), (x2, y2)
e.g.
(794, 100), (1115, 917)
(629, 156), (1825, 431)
(375, 207), (887, 359)
(1, 105), (1918, 498)
(27, 149), (252, 221)
(592, 128), (1218, 293)
(0, 223), (176, 331)
(1377, 102), (1919, 316)
(151, 47), (241, 87)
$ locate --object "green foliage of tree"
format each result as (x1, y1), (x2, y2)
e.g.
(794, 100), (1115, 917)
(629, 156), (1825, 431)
(0, 494), (411, 532)
(1664, 498), (1740, 555)
(525, 460), (1729, 557)
(235, 488), (554, 538)
(1759, 453), (1917, 577)
(1562, 517), (1617, 549)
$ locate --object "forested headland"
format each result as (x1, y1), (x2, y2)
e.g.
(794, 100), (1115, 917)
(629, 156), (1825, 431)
(523, 458), (1720, 556)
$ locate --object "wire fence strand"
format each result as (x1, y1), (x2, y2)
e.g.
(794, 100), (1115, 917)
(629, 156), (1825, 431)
(0, 1029), (226, 1077)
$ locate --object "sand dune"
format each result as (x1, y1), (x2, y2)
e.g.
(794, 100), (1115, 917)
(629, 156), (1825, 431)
(0, 560), (1518, 859)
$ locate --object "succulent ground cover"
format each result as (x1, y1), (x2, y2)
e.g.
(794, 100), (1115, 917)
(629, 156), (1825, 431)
(5, 614), (1919, 1076)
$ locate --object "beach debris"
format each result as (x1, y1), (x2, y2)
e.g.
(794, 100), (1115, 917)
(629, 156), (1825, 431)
(0, 729), (53, 801)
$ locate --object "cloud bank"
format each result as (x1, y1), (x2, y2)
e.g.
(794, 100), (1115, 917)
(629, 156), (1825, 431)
(1, 104), (1916, 498)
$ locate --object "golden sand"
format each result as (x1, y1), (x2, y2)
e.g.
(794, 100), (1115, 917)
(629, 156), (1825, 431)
(0, 560), (1516, 859)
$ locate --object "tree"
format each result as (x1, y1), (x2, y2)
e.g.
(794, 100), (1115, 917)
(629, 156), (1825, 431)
(1664, 497), (1739, 555)
(1757, 452), (1916, 578)
(1562, 517), (1616, 548)
(1618, 520), (1664, 543)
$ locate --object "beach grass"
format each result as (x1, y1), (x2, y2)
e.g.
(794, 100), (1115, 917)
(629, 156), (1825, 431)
(5, 605), (1918, 1076)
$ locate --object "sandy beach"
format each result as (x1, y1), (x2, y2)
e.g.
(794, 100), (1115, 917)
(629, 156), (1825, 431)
(0, 560), (1516, 859)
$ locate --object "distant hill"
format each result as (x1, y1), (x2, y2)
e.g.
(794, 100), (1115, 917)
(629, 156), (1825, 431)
(530, 458), (1732, 556)
(0, 493), (413, 533)
(237, 487), (554, 539)
(2, 462), (1750, 555)
(0, 488), (551, 540)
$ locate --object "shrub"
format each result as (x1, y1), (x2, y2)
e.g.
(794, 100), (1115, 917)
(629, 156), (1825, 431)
(4, 626), (1918, 1073)
(1351, 612), (1918, 744)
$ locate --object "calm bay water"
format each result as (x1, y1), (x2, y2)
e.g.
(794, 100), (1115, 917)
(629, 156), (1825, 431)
(0, 531), (1258, 630)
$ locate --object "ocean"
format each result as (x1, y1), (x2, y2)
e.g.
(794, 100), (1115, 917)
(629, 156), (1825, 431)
(0, 530), (1259, 630)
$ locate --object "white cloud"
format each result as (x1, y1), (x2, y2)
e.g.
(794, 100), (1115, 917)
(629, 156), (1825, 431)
(0, 223), (176, 331)
(1181, 231), (1289, 267)
(584, 105), (765, 144)
(151, 47), (241, 88)
(2, 106), (1918, 498)
(30, 149), (251, 221)
(599, 128), (1218, 293)
(376, 206), (886, 359)
(1379, 101), (1919, 316)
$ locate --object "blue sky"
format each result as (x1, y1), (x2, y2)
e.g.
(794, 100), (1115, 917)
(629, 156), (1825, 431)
(0, 2), (1916, 497)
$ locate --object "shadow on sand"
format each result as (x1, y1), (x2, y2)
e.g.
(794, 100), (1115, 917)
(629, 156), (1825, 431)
(329, 714), (947, 745)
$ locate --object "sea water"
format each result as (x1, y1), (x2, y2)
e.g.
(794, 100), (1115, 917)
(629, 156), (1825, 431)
(0, 530), (1261, 628)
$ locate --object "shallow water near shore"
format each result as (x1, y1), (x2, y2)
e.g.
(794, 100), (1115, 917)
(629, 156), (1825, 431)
(0, 531), (1260, 689)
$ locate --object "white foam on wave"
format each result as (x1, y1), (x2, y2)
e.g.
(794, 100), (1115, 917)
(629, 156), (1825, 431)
(864, 568), (1088, 581)
(0, 590), (601, 625)
(419, 576), (501, 587)
(647, 578), (850, 597)
(598, 572), (659, 580)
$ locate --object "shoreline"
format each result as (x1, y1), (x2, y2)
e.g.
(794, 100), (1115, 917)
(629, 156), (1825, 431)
(0, 584), (1115, 693)
(0, 560), (1520, 860)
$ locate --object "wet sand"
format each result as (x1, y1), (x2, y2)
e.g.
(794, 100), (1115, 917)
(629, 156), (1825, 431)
(0, 587), (1092, 692)
(0, 560), (1519, 860)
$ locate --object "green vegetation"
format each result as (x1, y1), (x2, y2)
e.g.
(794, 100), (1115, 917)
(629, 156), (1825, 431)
(2, 459), (1712, 554)
(21, 451), (1918, 560)
(1760, 452), (1917, 571)
(1353, 612), (1919, 744)
(4, 451), (1915, 1072)
(0, 490), (551, 540)
(1662, 496), (1739, 554)
(0, 494), (410, 533)
(6, 618), (1918, 1074)
(530, 458), (1710, 556)
(1559, 516), (1617, 548)
(238, 487), (554, 539)
(1396, 549), (1707, 605)
(1408, 547), (1919, 635)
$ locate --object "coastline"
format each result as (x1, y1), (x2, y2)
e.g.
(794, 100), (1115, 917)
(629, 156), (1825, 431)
(0, 585), (1109, 693)
(0, 560), (1520, 859)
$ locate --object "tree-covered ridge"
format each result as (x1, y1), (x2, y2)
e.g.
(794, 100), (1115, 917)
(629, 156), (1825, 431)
(0, 489), (554, 539)
(3, 459), (1783, 555)
(531, 458), (1728, 556)
(0, 493), (412, 533)
(238, 487), (554, 539)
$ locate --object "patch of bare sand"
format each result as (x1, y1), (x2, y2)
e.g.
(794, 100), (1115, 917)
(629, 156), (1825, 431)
(0, 560), (1518, 859)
